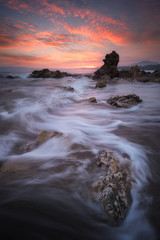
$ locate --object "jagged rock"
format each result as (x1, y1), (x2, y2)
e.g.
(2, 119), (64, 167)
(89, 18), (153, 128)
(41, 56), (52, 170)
(26, 131), (62, 151)
(93, 51), (119, 80)
(95, 81), (107, 88)
(29, 69), (71, 78)
(107, 94), (142, 108)
(92, 151), (132, 225)
(88, 97), (97, 103)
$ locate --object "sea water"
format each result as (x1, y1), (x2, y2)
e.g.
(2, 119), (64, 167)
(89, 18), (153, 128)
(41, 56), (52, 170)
(0, 74), (160, 240)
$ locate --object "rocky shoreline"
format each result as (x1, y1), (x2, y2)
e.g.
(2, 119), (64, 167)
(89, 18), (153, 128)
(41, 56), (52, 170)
(28, 51), (160, 84)
(1, 50), (159, 227)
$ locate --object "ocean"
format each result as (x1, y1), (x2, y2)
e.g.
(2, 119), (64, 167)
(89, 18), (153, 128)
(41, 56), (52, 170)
(0, 71), (160, 240)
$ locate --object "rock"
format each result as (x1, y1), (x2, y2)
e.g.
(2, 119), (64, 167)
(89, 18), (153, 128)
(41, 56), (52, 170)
(26, 131), (62, 151)
(129, 65), (140, 76)
(84, 74), (92, 78)
(151, 70), (160, 77)
(57, 86), (74, 92)
(6, 75), (20, 79)
(64, 86), (74, 91)
(88, 97), (97, 103)
(118, 70), (133, 78)
(103, 51), (119, 67)
(93, 51), (119, 80)
(118, 67), (147, 80)
(139, 78), (150, 83)
(107, 94), (142, 108)
(92, 151), (132, 225)
(29, 69), (71, 78)
(95, 81), (107, 88)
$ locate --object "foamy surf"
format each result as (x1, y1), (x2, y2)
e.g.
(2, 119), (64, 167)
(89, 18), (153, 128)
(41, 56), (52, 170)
(0, 75), (159, 240)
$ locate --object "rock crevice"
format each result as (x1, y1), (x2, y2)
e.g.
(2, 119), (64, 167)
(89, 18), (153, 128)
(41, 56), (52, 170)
(92, 151), (132, 225)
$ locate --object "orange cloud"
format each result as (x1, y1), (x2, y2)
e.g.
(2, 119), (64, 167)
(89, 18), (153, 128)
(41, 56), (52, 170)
(5, 0), (65, 16)
(14, 24), (24, 29)
(40, 0), (65, 15)
(4, 0), (126, 30)
(0, 36), (17, 49)
(2, 0), (129, 47)
(67, 6), (126, 30)
(63, 24), (126, 47)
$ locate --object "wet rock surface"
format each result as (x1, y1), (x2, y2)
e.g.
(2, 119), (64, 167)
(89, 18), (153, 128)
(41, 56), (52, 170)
(26, 130), (62, 151)
(107, 94), (142, 108)
(56, 86), (74, 92)
(6, 75), (20, 79)
(95, 81), (107, 88)
(93, 51), (119, 80)
(88, 97), (97, 103)
(29, 69), (92, 79)
(92, 151), (132, 225)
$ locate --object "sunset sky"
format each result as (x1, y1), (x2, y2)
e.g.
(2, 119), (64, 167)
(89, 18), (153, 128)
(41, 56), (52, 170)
(0, 0), (160, 69)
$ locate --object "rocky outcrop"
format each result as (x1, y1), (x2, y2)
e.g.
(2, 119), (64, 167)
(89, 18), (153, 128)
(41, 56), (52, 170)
(92, 151), (132, 225)
(88, 97), (97, 103)
(95, 81), (107, 88)
(93, 51), (119, 80)
(118, 66), (148, 80)
(29, 69), (93, 79)
(29, 69), (71, 78)
(129, 65), (140, 76)
(118, 70), (133, 79)
(26, 131), (62, 151)
(107, 94), (142, 108)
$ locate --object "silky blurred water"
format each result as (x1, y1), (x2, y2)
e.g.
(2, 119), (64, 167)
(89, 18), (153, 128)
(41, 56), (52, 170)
(0, 75), (160, 240)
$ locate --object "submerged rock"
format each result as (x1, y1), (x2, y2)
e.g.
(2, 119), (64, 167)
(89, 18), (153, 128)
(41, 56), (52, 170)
(26, 130), (62, 151)
(57, 86), (74, 92)
(93, 51), (119, 80)
(29, 69), (71, 78)
(88, 97), (97, 103)
(107, 94), (142, 108)
(95, 81), (107, 88)
(6, 75), (20, 79)
(92, 151), (132, 225)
